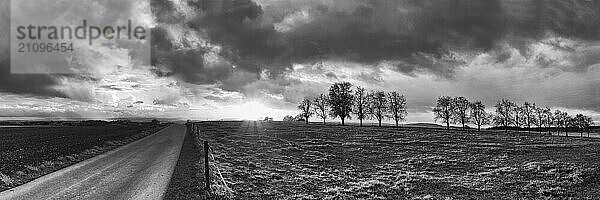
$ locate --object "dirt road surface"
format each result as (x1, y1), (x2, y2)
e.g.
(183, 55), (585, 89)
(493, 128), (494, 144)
(0, 124), (186, 200)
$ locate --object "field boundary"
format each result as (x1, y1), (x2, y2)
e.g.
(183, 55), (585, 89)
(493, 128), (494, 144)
(0, 124), (171, 192)
(189, 122), (234, 198)
(190, 121), (600, 199)
(207, 146), (233, 193)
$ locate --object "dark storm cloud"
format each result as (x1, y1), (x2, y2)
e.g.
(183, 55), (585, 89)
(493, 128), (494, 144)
(188, 0), (277, 75)
(151, 0), (185, 23)
(519, 0), (600, 40)
(168, 0), (600, 79)
(151, 27), (235, 85)
(149, 0), (260, 86)
(0, 59), (66, 97)
(0, 1), (65, 98)
(185, 0), (509, 78)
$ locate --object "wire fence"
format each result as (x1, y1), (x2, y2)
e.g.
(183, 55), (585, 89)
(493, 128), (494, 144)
(208, 146), (233, 193)
(187, 122), (234, 198)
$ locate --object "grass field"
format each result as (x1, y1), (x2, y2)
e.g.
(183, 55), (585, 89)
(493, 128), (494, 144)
(0, 123), (168, 191)
(198, 121), (600, 199)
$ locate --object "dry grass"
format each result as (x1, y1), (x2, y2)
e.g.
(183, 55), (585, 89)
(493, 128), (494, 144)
(197, 121), (600, 199)
(0, 173), (13, 185)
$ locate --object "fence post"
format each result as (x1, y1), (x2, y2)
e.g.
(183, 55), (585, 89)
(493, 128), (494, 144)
(204, 141), (210, 191)
(186, 120), (191, 135)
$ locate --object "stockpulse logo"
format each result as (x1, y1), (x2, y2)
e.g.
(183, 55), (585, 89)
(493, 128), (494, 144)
(10, 0), (151, 74)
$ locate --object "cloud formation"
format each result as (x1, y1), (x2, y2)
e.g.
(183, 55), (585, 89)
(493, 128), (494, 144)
(168, 0), (600, 78)
(0, 1), (65, 97)
(1, 0), (599, 121)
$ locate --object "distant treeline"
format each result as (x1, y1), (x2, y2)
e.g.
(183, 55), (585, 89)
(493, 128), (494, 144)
(288, 82), (407, 127)
(433, 96), (595, 135)
(287, 83), (595, 136)
(0, 120), (163, 126)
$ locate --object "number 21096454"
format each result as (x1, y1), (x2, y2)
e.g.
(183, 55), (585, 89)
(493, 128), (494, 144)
(17, 43), (74, 53)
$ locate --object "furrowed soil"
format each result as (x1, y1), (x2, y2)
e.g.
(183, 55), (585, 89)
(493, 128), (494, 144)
(0, 123), (168, 191)
(198, 121), (600, 199)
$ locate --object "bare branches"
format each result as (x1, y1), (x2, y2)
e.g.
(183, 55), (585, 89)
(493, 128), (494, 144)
(494, 99), (513, 133)
(387, 91), (407, 127)
(353, 87), (368, 126)
(368, 91), (388, 126)
(328, 82), (354, 126)
(470, 101), (490, 131)
(299, 82), (409, 126)
(313, 94), (329, 125)
(433, 96), (453, 130)
(297, 97), (313, 124)
(451, 97), (470, 130)
(522, 102), (534, 133)
(367, 91), (387, 127)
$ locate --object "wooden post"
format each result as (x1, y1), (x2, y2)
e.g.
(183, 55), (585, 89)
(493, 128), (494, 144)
(186, 121), (191, 135)
(204, 141), (210, 191)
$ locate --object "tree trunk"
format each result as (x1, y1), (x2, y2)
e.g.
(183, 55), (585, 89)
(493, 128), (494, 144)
(341, 118), (345, 126)
(360, 119), (363, 127)
(559, 128), (562, 136)
(396, 120), (399, 127)
(323, 118), (326, 125)
(477, 125), (481, 132)
(446, 121), (450, 130)
(378, 120), (382, 127)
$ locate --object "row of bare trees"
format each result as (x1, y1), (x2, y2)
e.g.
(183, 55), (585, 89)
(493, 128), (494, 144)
(433, 96), (490, 131)
(433, 96), (595, 136)
(494, 99), (594, 136)
(297, 82), (408, 126)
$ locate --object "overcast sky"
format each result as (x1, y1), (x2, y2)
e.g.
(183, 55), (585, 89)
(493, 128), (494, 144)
(0, 0), (599, 122)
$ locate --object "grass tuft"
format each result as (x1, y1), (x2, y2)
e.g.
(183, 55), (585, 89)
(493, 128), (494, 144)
(0, 173), (13, 185)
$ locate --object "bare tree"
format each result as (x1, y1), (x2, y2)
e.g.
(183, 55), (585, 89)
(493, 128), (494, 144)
(522, 102), (535, 133)
(494, 99), (513, 133)
(584, 115), (594, 137)
(513, 103), (523, 129)
(565, 115), (576, 136)
(353, 87), (368, 126)
(313, 94), (329, 125)
(451, 97), (471, 130)
(543, 107), (553, 135)
(575, 114), (586, 137)
(283, 115), (295, 121)
(387, 91), (407, 127)
(328, 82), (354, 126)
(534, 105), (545, 130)
(554, 110), (568, 136)
(433, 96), (453, 130)
(470, 100), (490, 131)
(368, 90), (387, 127)
(297, 97), (313, 124)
